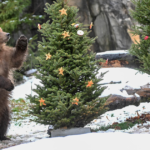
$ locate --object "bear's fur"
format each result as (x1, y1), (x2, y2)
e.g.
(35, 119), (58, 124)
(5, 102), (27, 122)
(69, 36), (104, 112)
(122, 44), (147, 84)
(0, 28), (28, 140)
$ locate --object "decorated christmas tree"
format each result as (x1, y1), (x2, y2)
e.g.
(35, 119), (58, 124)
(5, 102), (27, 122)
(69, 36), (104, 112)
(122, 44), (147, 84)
(129, 0), (150, 74)
(28, 0), (108, 129)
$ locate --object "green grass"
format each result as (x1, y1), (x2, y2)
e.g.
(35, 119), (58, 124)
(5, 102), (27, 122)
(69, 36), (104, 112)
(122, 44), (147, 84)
(111, 114), (114, 117)
(91, 119), (143, 132)
(11, 98), (32, 122)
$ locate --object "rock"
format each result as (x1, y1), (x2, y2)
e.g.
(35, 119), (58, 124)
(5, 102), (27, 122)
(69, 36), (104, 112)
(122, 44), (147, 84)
(67, 0), (136, 52)
(140, 84), (150, 89)
(10, 0), (137, 53)
(123, 85), (140, 95)
(104, 94), (140, 111)
(125, 89), (140, 95)
(11, 0), (137, 53)
(121, 86), (150, 103)
(95, 50), (141, 68)
(123, 85), (150, 102)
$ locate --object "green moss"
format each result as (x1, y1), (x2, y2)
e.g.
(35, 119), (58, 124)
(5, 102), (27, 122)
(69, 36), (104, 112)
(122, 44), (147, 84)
(91, 119), (143, 132)
(11, 98), (32, 123)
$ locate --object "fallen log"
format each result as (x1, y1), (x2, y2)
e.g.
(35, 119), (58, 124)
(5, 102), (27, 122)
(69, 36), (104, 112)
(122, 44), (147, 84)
(136, 88), (150, 103)
(104, 87), (150, 111)
(95, 50), (141, 69)
(104, 94), (141, 111)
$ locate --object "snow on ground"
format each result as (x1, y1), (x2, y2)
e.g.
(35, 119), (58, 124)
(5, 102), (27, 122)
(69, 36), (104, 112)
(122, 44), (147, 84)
(4, 132), (150, 150)
(97, 68), (150, 97)
(8, 118), (49, 136)
(5, 67), (150, 150)
(12, 76), (42, 100)
(12, 67), (150, 100)
(85, 102), (150, 132)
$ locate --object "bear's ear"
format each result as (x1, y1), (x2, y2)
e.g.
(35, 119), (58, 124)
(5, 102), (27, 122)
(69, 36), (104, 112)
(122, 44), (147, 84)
(0, 28), (3, 32)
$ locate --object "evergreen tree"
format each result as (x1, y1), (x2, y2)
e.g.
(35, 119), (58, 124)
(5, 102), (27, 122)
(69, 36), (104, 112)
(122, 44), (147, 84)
(0, 0), (44, 81)
(28, 0), (108, 129)
(0, 0), (41, 33)
(129, 0), (150, 74)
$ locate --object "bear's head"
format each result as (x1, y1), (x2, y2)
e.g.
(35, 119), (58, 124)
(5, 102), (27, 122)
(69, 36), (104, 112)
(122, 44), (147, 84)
(0, 28), (10, 44)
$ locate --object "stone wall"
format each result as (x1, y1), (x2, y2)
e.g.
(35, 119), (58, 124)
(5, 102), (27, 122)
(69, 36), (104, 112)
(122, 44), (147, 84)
(11, 0), (136, 53)
(67, 0), (135, 52)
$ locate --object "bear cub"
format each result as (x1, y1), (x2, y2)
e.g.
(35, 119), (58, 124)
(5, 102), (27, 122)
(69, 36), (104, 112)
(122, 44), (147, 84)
(0, 27), (28, 140)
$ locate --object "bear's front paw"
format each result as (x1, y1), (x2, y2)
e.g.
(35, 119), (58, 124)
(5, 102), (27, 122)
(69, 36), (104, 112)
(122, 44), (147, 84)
(16, 35), (28, 51)
(0, 136), (10, 141)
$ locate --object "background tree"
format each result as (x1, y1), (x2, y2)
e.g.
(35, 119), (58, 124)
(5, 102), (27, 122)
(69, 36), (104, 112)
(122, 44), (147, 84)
(129, 0), (150, 74)
(28, 0), (108, 129)
(0, 0), (44, 82)
(0, 0), (41, 33)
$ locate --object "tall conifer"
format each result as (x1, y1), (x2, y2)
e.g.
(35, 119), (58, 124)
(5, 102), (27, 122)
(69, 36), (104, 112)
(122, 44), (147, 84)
(28, 0), (107, 129)
(0, 0), (41, 32)
(129, 0), (150, 74)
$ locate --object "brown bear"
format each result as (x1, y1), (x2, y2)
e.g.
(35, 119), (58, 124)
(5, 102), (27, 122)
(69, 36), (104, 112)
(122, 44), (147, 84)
(0, 27), (28, 140)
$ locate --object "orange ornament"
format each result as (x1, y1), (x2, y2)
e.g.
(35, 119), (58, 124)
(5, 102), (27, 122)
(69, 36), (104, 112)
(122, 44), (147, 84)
(39, 98), (46, 106)
(59, 8), (67, 15)
(86, 80), (94, 87)
(105, 59), (108, 65)
(62, 31), (70, 38)
(38, 24), (41, 30)
(59, 67), (64, 75)
(89, 22), (93, 29)
(72, 97), (79, 105)
(46, 53), (52, 60)
(71, 23), (75, 26)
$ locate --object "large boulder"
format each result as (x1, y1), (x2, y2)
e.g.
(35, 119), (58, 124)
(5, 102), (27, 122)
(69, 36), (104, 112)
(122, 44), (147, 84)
(67, 0), (135, 52)
(95, 50), (141, 68)
(11, 0), (136, 53)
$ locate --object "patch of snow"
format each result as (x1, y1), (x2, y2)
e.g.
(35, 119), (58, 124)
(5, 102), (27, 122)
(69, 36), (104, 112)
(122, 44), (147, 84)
(12, 76), (42, 100)
(135, 93), (140, 97)
(4, 132), (150, 150)
(97, 68), (150, 97)
(96, 50), (129, 55)
(8, 119), (49, 136)
(2, 1), (8, 4)
(25, 69), (37, 75)
(23, 76), (28, 81)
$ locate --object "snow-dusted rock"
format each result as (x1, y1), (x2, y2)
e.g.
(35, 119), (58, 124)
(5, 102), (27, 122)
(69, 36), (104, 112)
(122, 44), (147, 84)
(95, 50), (140, 68)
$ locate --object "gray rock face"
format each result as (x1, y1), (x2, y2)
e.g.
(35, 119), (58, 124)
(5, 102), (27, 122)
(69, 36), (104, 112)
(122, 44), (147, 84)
(68, 0), (135, 52)
(11, 0), (135, 53)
